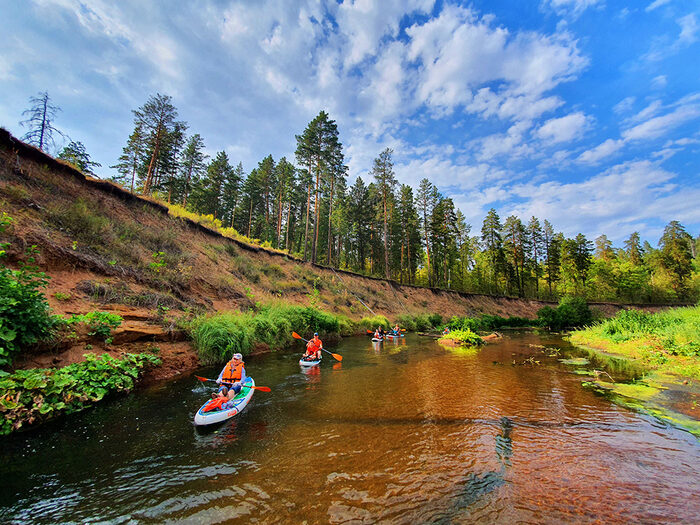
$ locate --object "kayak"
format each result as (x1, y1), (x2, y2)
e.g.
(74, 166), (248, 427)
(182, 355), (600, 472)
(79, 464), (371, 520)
(193, 377), (255, 426)
(299, 356), (322, 366)
(386, 333), (404, 339)
(371, 337), (383, 342)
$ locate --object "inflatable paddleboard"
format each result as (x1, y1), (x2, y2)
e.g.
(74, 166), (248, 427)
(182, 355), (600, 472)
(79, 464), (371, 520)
(194, 377), (255, 425)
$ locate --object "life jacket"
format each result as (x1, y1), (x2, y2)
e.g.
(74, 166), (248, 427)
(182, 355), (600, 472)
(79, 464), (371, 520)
(203, 397), (226, 412)
(306, 339), (321, 355)
(221, 360), (244, 383)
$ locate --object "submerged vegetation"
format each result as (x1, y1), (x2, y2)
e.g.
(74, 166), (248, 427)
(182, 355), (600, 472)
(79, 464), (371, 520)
(569, 306), (700, 379)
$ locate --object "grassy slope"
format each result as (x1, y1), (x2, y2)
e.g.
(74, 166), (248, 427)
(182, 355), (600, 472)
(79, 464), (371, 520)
(0, 130), (564, 335)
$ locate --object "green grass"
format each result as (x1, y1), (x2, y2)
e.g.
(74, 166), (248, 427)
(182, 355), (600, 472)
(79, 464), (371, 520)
(448, 313), (534, 332)
(189, 304), (344, 364)
(569, 305), (700, 379)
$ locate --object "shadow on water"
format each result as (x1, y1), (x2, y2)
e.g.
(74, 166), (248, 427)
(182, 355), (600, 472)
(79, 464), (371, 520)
(448, 417), (512, 516)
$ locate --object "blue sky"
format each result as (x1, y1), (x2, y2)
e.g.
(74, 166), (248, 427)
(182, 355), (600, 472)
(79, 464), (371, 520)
(1, 0), (698, 245)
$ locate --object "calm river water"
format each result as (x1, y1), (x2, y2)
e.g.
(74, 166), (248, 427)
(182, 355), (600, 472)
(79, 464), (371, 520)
(1, 332), (699, 523)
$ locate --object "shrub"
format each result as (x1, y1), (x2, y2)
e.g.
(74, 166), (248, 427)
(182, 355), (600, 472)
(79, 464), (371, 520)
(50, 198), (111, 245)
(439, 329), (484, 346)
(190, 312), (255, 364)
(428, 313), (443, 327)
(359, 315), (390, 331)
(537, 296), (593, 330)
(0, 219), (56, 364)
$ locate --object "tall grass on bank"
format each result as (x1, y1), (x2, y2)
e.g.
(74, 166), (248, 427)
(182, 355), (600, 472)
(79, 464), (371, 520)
(190, 305), (343, 364)
(448, 314), (534, 332)
(569, 306), (700, 378)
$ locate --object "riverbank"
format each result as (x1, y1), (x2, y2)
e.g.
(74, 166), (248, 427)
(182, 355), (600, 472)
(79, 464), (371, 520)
(568, 306), (700, 437)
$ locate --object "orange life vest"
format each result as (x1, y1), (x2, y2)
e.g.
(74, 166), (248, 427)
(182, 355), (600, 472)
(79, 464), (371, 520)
(306, 338), (321, 356)
(221, 360), (244, 383)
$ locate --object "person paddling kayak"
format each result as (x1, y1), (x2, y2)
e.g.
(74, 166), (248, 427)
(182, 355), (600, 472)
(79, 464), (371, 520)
(213, 353), (246, 406)
(303, 333), (323, 361)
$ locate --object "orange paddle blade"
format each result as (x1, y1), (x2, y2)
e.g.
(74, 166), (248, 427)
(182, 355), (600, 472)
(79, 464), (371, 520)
(195, 375), (213, 382)
(251, 385), (271, 392)
(292, 331), (302, 339)
(332, 353), (343, 362)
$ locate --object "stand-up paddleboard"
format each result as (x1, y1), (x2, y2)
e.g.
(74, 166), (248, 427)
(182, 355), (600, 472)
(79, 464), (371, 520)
(194, 377), (255, 425)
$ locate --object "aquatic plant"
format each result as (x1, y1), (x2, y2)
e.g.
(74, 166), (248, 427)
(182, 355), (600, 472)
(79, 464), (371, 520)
(0, 352), (160, 435)
(438, 328), (484, 346)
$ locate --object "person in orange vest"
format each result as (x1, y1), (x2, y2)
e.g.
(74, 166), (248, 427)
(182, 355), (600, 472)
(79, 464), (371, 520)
(214, 353), (246, 401)
(304, 333), (322, 361)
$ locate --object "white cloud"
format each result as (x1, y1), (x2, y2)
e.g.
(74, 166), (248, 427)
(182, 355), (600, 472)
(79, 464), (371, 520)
(543, 0), (604, 18)
(507, 160), (695, 240)
(651, 75), (667, 89)
(613, 96), (635, 114)
(577, 138), (624, 164)
(406, 5), (587, 116)
(646, 0), (671, 11)
(535, 111), (590, 144)
(623, 104), (700, 141)
(678, 13), (699, 45)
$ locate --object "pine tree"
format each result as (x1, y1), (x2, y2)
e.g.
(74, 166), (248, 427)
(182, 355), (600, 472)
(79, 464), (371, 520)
(659, 221), (693, 297)
(20, 91), (65, 152)
(482, 208), (505, 294)
(415, 179), (439, 286)
(132, 93), (185, 195)
(295, 111), (343, 264)
(111, 126), (145, 192)
(57, 141), (101, 175)
(179, 134), (208, 208)
(372, 148), (397, 280)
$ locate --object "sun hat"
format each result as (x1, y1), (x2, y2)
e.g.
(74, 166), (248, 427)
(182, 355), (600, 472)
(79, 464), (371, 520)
(232, 353), (243, 360)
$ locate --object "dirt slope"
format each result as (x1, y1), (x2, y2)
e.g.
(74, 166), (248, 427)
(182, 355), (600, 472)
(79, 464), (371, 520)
(0, 129), (666, 381)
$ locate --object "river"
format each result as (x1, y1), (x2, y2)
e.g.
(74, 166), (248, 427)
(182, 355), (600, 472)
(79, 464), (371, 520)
(1, 332), (699, 523)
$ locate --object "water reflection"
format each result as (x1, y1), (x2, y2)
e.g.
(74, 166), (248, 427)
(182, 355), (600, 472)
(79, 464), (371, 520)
(1, 332), (698, 524)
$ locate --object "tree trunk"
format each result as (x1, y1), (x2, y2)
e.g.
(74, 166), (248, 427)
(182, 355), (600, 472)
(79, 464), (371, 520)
(327, 175), (334, 266)
(303, 181), (311, 261)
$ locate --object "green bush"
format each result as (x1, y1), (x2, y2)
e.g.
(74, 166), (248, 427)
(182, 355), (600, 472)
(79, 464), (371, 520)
(59, 311), (123, 339)
(190, 312), (255, 364)
(537, 296), (593, 330)
(448, 314), (534, 332)
(0, 217), (56, 364)
(439, 328), (484, 346)
(428, 313), (443, 327)
(395, 314), (417, 331)
(359, 315), (390, 332)
(0, 352), (160, 435)
(50, 198), (111, 245)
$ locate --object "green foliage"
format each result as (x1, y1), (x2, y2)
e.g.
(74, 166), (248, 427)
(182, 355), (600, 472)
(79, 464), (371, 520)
(53, 292), (72, 301)
(0, 352), (160, 435)
(50, 198), (111, 245)
(189, 304), (343, 364)
(448, 314), (534, 332)
(428, 313), (443, 327)
(59, 311), (123, 339)
(584, 306), (700, 357)
(537, 296), (593, 330)
(358, 315), (390, 331)
(149, 251), (167, 273)
(0, 224), (55, 364)
(439, 328), (484, 346)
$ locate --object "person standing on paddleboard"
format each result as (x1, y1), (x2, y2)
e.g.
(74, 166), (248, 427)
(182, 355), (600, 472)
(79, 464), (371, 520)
(304, 333), (322, 361)
(215, 353), (246, 401)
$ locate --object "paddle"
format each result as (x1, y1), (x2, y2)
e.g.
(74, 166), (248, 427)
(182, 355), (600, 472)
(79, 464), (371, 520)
(292, 332), (343, 361)
(194, 375), (271, 392)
